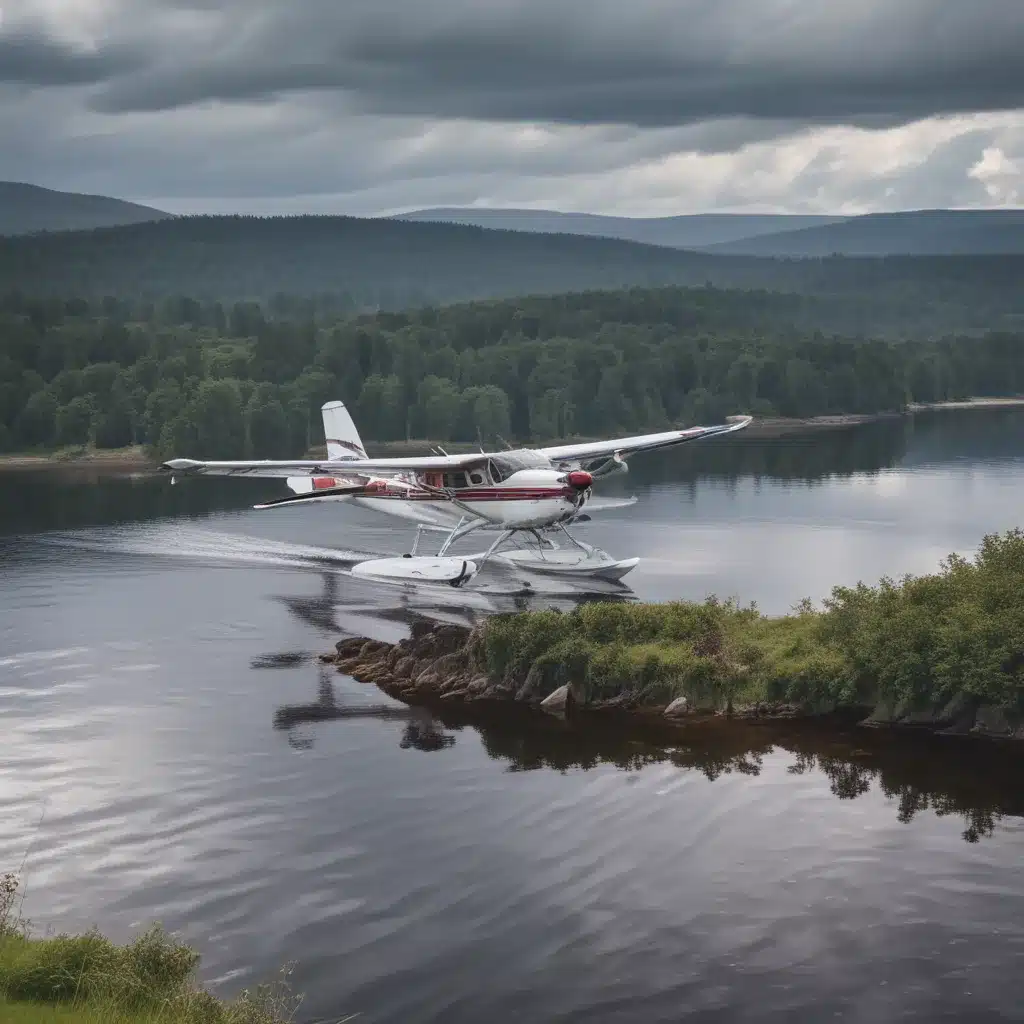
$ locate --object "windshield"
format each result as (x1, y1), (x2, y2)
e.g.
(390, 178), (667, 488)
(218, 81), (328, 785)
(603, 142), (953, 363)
(489, 450), (552, 480)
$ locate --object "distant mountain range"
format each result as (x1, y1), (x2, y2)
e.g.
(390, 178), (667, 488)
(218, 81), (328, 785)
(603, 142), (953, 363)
(394, 208), (845, 249)
(4, 182), (1022, 257)
(2, 214), (1023, 342)
(704, 209), (1024, 257)
(396, 207), (1024, 257)
(0, 182), (170, 236)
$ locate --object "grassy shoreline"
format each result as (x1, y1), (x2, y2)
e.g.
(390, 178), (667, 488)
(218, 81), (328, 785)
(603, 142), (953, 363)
(326, 529), (1024, 741)
(478, 529), (1024, 731)
(2, 396), (1022, 473)
(0, 874), (312, 1024)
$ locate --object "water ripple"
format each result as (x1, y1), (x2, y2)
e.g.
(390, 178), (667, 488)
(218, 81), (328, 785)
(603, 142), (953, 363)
(3, 441), (1024, 1023)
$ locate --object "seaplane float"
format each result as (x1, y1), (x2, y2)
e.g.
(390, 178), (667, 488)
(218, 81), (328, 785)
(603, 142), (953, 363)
(162, 401), (751, 587)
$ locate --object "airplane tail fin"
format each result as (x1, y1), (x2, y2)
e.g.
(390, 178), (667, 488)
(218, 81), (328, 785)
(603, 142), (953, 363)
(321, 400), (367, 461)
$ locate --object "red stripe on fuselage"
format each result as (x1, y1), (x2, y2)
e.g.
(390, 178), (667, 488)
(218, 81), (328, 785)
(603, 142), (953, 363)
(359, 486), (574, 502)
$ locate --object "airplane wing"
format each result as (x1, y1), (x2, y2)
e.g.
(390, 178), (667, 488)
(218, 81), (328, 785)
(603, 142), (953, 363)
(539, 415), (752, 466)
(161, 453), (489, 479)
(162, 415), (752, 478)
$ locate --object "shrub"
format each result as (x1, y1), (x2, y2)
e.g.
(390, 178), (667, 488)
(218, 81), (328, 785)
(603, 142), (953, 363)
(480, 530), (1024, 714)
(0, 875), (308, 1023)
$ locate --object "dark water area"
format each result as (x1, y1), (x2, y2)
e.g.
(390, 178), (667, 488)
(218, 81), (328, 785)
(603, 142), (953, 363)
(2, 407), (1024, 1022)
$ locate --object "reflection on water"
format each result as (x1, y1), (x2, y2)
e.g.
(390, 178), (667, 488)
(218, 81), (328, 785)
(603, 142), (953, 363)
(272, 665), (1024, 847)
(3, 406), (1024, 1024)
(5, 409), (1016, 538)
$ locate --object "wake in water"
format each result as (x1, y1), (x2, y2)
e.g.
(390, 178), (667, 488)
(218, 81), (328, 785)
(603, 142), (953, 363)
(38, 523), (632, 611)
(40, 523), (368, 570)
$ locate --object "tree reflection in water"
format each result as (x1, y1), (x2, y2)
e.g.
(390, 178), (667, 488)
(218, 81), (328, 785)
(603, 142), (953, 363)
(272, 670), (1024, 844)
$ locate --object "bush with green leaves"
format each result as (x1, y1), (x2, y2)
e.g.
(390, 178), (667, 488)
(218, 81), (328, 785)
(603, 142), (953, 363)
(0, 875), (317, 1024)
(821, 529), (1024, 712)
(481, 530), (1024, 714)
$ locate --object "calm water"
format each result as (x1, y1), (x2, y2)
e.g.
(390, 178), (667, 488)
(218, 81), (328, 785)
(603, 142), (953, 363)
(2, 408), (1024, 1023)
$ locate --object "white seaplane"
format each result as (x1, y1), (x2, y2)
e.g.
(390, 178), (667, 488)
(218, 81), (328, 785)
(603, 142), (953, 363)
(163, 401), (751, 587)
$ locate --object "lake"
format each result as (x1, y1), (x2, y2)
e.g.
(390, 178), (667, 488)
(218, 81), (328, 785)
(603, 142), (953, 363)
(2, 407), (1023, 1023)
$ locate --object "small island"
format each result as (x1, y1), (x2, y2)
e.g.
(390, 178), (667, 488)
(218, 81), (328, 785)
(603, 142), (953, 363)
(323, 529), (1024, 742)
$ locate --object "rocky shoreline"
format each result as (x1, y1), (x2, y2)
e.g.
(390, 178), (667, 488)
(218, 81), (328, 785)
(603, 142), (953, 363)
(322, 621), (1024, 742)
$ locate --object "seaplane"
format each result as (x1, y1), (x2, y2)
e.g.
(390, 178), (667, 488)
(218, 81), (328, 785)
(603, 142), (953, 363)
(162, 401), (751, 587)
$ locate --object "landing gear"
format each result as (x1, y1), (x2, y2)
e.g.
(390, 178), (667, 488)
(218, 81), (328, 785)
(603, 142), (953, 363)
(466, 524), (638, 582)
(349, 519), (636, 588)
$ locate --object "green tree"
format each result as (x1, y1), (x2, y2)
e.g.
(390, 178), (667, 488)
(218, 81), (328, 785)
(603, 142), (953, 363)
(143, 382), (184, 447)
(93, 378), (135, 448)
(245, 383), (290, 458)
(459, 385), (511, 443)
(56, 396), (95, 446)
(414, 375), (460, 441)
(81, 361), (120, 400)
(16, 390), (57, 447)
(191, 379), (245, 458)
(357, 373), (405, 441)
(284, 367), (338, 450)
(157, 414), (197, 459)
(529, 388), (574, 441)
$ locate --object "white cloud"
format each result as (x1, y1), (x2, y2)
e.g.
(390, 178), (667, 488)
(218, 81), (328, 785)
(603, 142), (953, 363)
(133, 110), (1024, 217)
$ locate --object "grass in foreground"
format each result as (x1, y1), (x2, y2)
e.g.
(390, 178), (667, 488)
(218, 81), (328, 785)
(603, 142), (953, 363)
(0, 875), (318, 1024)
(476, 529), (1024, 715)
(0, 995), (229, 1023)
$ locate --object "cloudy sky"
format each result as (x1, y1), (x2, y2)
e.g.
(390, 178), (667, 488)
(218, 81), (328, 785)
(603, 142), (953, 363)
(1, 0), (1023, 216)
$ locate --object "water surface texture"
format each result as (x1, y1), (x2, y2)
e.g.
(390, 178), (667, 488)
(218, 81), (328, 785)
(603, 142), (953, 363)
(2, 408), (1023, 1023)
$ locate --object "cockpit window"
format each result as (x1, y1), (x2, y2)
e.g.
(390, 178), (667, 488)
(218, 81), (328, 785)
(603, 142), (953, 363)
(488, 451), (551, 481)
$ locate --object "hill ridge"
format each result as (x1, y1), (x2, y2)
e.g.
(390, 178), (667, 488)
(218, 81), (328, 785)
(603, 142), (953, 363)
(0, 181), (170, 237)
(395, 205), (1024, 256)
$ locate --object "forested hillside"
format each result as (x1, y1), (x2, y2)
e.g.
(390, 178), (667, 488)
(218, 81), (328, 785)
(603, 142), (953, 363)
(1, 286), (1021, 459)
(2, 216), (1023, 337)
(394, 209), (844, 249)
(708, 209), (1024, 257)
(0, 215), (730, 307)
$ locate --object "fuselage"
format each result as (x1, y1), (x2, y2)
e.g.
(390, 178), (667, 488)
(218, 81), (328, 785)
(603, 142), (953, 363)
(287, 451), (592, 531)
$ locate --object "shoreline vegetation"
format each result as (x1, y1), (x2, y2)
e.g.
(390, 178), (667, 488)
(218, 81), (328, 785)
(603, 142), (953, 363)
(3, 285), (1023, 469)
(1, 395), (1022, 473)
(0, 877), (319, 1024)
(322, 529), (1024, 744)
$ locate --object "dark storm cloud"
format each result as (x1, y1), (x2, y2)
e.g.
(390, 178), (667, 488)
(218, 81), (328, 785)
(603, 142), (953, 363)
(86, 0), (1024, 127)
(2, 0), (1022, 214)
(0, 28), (145, 86)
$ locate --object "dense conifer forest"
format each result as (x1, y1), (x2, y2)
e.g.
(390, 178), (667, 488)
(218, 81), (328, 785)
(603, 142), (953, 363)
(1, 285), (1021, 459)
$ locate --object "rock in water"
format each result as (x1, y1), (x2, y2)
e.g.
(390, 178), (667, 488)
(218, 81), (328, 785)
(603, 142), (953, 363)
(937, 692), (977, 734)
(664, 696), (691, 718)
(860, 701), (899, 727)
(972, 705), (1014, 737)
(540, 685), (569, 714)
